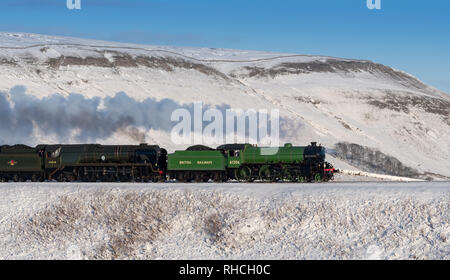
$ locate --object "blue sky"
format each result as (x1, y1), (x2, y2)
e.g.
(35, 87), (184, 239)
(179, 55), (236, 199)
(0, 0), (449, 93)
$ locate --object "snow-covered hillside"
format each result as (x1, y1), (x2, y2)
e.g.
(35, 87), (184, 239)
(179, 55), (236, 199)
(0, 32), (449, 178)
(1, 182), (448, 260)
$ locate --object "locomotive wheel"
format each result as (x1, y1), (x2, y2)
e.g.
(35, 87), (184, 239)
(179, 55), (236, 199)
(259, 165), (272, 181)
(104, 174), (115, 182)
(213, 173), (222, 183)
(235, 166), (251, 181)
(118, 175), (128, 182)
(282, 168), (293, 182)
(78, 169), (86, 182)
(31, 174), (38, 182)
(176, 172), (187, 183)
(194, 173), (203, 183)
(152, 176), (160, 183)
(314, 174), (322, 183)
(57, 174), (65, 182)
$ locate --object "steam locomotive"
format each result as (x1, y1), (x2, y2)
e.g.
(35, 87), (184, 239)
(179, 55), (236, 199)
(0, 142), (334, 183)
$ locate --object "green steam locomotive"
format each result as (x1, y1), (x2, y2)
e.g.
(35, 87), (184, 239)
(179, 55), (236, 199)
(168, 142), (334, 182)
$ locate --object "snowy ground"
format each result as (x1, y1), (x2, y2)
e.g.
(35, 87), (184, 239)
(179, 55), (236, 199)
(0, 181), (448, 260)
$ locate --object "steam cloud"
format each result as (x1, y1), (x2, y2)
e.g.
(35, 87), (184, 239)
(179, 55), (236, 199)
(0, 86), (193, 145)
(0, 86), (296, 146)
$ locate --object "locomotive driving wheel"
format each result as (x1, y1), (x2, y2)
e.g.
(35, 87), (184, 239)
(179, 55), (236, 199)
(259, 165), (272, 181)
(281, 167), (293, 182)
(235, 166), (251, 181)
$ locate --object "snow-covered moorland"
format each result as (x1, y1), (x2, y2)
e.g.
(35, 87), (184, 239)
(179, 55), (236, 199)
(0, 181), (448, 260)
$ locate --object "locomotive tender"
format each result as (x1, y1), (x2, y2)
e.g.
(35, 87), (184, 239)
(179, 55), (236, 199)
(0, 142), (334, 183)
